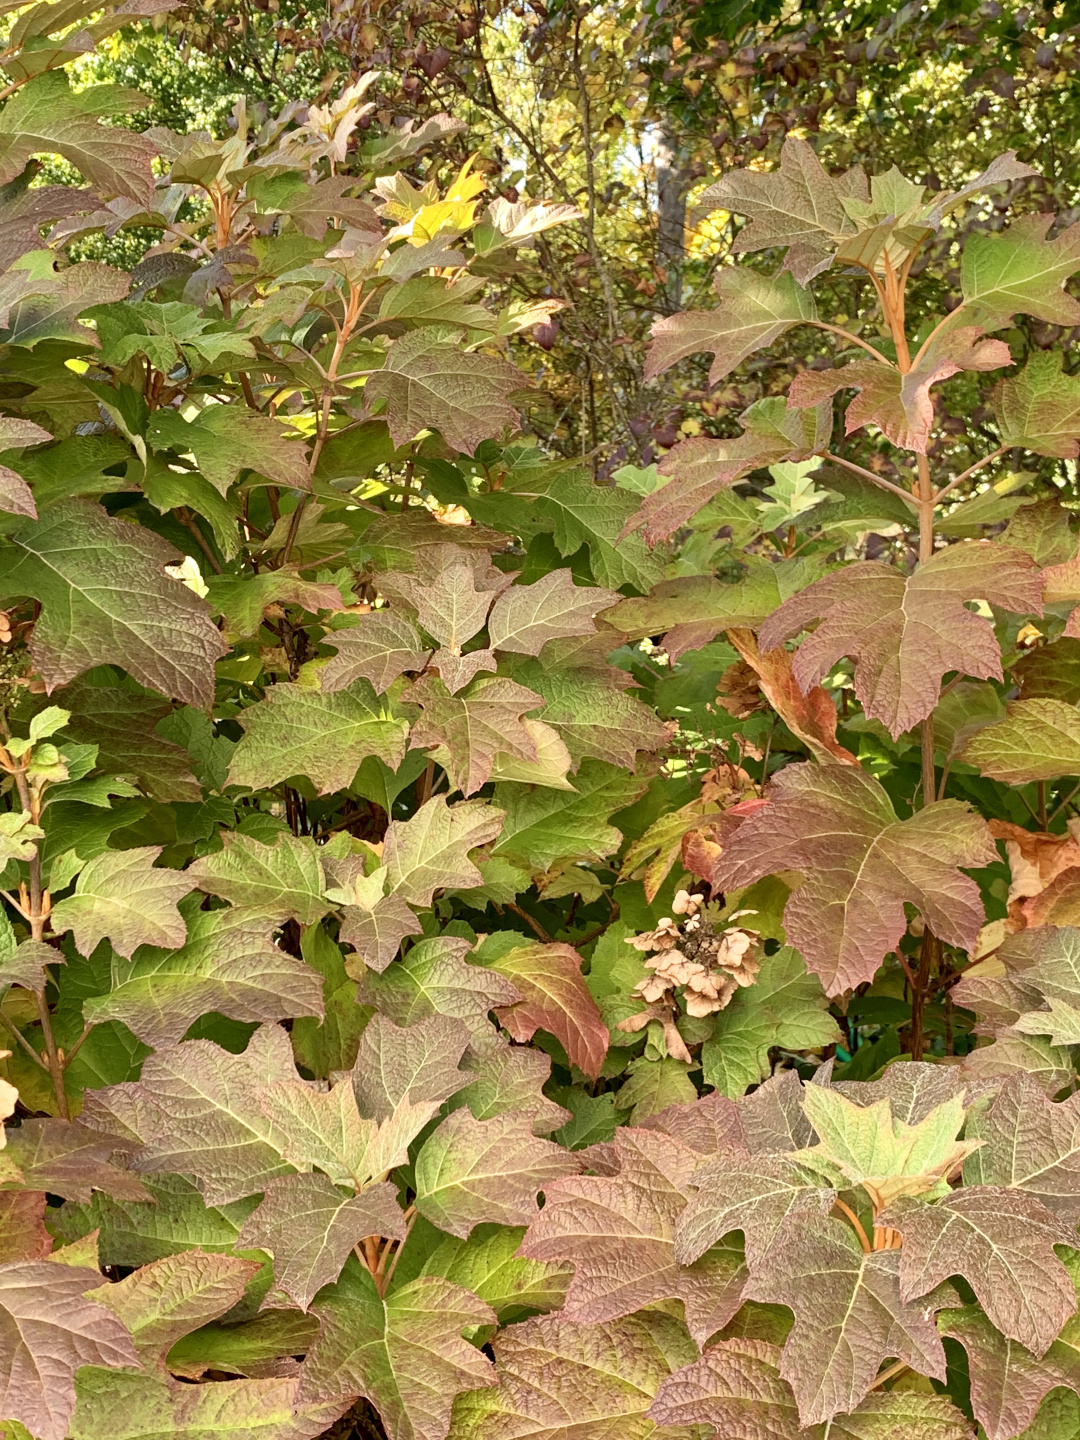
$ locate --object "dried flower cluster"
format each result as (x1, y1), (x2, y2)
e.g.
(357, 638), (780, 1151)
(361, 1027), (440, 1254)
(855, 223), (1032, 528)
(626, 890), (762, 1018)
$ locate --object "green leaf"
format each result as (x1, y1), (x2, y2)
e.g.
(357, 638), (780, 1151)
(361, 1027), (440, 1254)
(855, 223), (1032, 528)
(299, 1265), (496, 1440)
(0, 73), (158, 207)
(487, 570), (616, 657)
(1, 499), (226, 707)
(532, 471), (666, 591)
(414, 1108), (578, 1238)
(82, 903), (324, 1048)
(796, 1085), (978, 1208)
(228, 681), (408, 796)
(715, 763), (996, 994)
(628, 397), (832, 545)
(646, 266), (817, 384)
(148, 405), (310, 495)
(364, 325), (524, 455)
(84, 1250), (259, 1365)
(205, 571), (345, 641)
(414, 1224), (570, 1322)
(449, 1310), (698, 1440)
(994, 352), (1080, 457)
(512, 662), (669, 770)
(188, 832), (329, 925)
(701, 947), (842, 1096)
(383, 796), (505, 907)
(493, 757), (649, 870)
(961, 698), (1080, 783)
(49, 845), (194, 958)
(961, 213), (1080, 327)
(56, 681), (202, 804)
(0, 809), (44, 866)
(70, 1368), (351, 1440)
(615, 1056), (698, 1122)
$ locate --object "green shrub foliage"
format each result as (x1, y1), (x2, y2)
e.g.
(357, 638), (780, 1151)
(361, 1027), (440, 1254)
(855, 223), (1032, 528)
(1, 8), (1080, 1440)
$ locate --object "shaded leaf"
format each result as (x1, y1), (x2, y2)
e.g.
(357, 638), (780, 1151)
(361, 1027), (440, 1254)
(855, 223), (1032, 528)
(228, 681), (409, 795)
(646, 266), (817, 384)
(188, 832), (328, 925)
(365, 325), (523, 454)
(354, 935), (520, 1050)
(1, 499), (226, 707)
(299, 1266), (496, 1440)
(1, 1118), (150, 1202)
(994, 352), (1080, 458)
(963, 1073), (1080, 1222)
(83, 904), (324, 1048)
(148, 406), (309, 495)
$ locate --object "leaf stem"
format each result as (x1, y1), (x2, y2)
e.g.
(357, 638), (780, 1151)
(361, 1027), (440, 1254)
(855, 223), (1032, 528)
(832, 1198), (872, 1253)
(933, 446), (1008, 504)
(825, 452), (916, 505)
(806, 321), (894, 367)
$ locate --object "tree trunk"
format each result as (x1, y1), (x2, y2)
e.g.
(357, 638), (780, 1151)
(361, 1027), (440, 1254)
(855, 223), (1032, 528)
(654, 116), (688, 312)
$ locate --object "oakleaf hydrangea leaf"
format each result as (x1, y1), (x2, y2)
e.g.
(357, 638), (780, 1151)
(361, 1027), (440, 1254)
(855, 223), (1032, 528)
(941, 1302), (1080, 1440)
(82, 903), (324, 1046)
(789, 326), (1011, 454)
(188, 831), (329, 924)
(414, 1109), (579, 1238)
(70, 1368), (351, 1440)
(407, 674), (542, 797)
(795, 1085), (979, 1209)
(744, 1217), (950, 1425)
(382, 796), (504, 906)
(481, 941), (609, 1078)
(961, 213), (1080, 328)
(352, 1014), (472, 1123)
(486, 570), (616, 656)
(2, 1118), (150, 1203)
(518, 1126), (747, 1344)
(646, 266), (817, 385)
(321, 612), (430, 694)
(85, 1250), (259, 1365)
(81, 1027), (301, 1206)
(449, 1310), (699, 1440)
(49, 845), (193, 958)
(994, 351), (1080, 457)
(2, 499), (227, 707)
(674, 1149), (833, 1269)
(963, 1072), (1080, 1222)
(714, 763), (995, 994)
(884, 1186), (1078, 1356)
(299, 1266), (496, 1440)
(228, 680), (409, 795)
(0, 73), (159, 207)
(239, 1175), (406, 1312)
(758, 540), (1042, 738)
(961, 698), (1080, 784)
(693, 136), (867, 283)
(364, 325), (523, 454)
(147, 406), (310, 495)
(0, 1259), (138, 1440)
